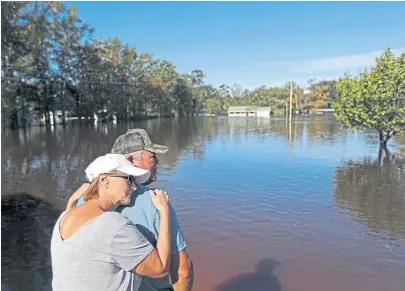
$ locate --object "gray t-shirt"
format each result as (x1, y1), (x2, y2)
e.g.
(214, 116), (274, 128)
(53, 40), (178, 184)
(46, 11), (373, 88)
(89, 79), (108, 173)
(51, 211), (154, 291)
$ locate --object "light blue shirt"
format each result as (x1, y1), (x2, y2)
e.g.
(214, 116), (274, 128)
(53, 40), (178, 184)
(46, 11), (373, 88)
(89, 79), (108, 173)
(116, 184), (187, 254)
(77, 184), (187, 290)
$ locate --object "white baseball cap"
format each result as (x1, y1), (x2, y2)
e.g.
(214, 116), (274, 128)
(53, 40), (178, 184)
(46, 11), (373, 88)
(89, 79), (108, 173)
(85, 154), (150, 184)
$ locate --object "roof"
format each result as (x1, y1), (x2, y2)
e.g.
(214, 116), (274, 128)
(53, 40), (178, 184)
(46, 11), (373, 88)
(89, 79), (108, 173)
(228, 106), (271, 112)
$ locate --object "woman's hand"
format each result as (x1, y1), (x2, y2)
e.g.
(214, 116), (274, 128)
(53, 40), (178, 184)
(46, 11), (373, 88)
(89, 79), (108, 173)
(150, 189), (170, 214)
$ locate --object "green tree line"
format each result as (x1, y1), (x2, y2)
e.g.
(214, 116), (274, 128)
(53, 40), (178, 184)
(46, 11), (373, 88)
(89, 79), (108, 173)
(1, 1), (341, 128)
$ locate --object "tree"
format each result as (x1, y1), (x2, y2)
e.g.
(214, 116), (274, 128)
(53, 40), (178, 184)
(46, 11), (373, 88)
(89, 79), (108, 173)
(229, 83), (243, 99)
(1, 1), (33, 128)
(306, 79), (329, 109)
(333, 49), (405, 151)
(205, 98), (221, 115)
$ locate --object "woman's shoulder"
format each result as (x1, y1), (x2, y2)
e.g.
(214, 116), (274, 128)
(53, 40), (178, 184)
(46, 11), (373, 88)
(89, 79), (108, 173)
(93, 212), (136, 238)
(102, 211), (131, 225)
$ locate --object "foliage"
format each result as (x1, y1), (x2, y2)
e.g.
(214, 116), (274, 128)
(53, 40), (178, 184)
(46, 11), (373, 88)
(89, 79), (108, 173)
(333, 48), (405, 147)
(217, 80), (337, 115)
(306, 79), (337, 109)
(204, 98), (222, 115)
(1, 2), (207, 127)
(1, 2), (385, 128)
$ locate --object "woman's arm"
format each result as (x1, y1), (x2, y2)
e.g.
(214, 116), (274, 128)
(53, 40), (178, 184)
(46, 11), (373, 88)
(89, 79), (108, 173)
(133, 190), (171, 277)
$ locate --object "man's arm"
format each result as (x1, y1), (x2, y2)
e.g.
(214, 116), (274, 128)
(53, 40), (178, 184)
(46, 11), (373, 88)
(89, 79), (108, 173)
(66, 183), (90, 210)
(170, 248), (194, 291)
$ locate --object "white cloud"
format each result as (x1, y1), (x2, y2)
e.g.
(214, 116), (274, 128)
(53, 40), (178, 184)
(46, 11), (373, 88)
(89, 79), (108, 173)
(286, 47), (405, 74)
(206, 47), (405, 89)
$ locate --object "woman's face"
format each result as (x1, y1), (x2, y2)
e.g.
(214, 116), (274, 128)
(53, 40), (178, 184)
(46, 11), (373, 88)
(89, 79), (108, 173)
(106, 173), (137, 206)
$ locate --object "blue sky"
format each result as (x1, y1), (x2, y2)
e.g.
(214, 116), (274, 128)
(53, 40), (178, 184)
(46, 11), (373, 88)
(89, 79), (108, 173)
(66, 1), (405, 89)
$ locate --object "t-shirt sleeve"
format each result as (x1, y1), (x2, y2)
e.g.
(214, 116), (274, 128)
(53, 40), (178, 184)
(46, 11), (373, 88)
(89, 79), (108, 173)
(154, 203), (187, 254)
(111, 220), (155, 271)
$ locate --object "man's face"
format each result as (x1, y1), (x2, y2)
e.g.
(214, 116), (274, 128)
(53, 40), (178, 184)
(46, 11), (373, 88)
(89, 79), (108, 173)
(127, 150), (159, 185)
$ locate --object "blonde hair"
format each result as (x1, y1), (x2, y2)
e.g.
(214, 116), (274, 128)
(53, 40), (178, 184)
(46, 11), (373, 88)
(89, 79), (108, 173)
(83, 170), (122, 202)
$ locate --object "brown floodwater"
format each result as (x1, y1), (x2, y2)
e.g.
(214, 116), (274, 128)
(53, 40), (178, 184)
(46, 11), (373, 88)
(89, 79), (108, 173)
(2, 116), (405, 291)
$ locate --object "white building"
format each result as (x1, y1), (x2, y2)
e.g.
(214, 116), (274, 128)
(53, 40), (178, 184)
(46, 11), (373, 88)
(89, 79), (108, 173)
(228, 106), (271, 117)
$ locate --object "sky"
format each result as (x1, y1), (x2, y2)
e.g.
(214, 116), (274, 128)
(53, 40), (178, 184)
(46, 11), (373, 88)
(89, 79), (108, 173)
(65, 1), (405, 89)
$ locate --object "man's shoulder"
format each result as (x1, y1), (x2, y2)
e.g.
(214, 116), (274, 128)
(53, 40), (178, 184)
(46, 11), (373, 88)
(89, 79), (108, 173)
(130, 184), (154, 206)
(118, 184), (156, 217)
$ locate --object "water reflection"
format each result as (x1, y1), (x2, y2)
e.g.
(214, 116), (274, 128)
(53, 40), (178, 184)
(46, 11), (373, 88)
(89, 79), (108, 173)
(224, 115), (346, 142)
(333, 153), (405, 240)
(1, 118), (222, 203)
(2, 116), (403, 208)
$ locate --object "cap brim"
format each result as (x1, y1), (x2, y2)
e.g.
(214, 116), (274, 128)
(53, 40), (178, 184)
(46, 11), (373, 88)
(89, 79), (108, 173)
(117, 166), (151, 184)
(145, 144), (169, 154)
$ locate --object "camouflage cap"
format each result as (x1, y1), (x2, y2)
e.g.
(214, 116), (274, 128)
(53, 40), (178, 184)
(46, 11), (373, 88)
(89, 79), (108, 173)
(111, 128), (169, 155)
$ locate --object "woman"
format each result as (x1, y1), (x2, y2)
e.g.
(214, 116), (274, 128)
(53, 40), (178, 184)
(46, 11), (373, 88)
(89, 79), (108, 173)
(51, 154), (171, 291)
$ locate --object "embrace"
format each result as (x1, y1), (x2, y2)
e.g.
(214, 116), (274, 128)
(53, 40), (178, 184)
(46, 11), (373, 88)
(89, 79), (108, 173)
(51, 129), (194, 291)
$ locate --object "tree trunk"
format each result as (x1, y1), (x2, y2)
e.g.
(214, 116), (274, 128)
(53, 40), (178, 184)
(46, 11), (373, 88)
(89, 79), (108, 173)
(77, 105), (82, 123)
(379, 130), (386, 149)
(380, 139), (388, 151)
(45, 110), (50, 126)
(378, 130), (394, 152)
(75, 92), (82, 123)
(12, 109), (19, 129)
(61, 81), (66, 125)
(378, 144), (391, 164)
(43, 81), (51, 126)
(20, 93), (26, 128)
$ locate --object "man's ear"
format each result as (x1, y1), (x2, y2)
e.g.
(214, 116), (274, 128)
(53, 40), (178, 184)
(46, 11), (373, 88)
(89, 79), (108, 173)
(125, 154), (133, 162)
(129, 151), (144, 167)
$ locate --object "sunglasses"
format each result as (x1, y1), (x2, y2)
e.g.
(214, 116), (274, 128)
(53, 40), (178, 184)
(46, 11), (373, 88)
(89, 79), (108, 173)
(106, 173), (136, 186)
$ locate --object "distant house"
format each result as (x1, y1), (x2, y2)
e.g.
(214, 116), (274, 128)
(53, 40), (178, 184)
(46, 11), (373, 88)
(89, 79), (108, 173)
(315, 108), (335, 115)
(228, 106), (271, 117)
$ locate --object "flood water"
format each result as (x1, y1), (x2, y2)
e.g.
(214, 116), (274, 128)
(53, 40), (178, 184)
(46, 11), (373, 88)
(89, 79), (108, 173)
(2, 116), (405, 291)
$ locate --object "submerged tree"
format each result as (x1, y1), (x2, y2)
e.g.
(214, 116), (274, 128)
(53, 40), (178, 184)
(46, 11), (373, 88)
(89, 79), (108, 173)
(333, 49), (405, 150)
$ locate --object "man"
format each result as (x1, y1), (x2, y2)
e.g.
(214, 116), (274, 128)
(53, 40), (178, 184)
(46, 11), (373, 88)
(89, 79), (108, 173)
(67, 128), (194, 291)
